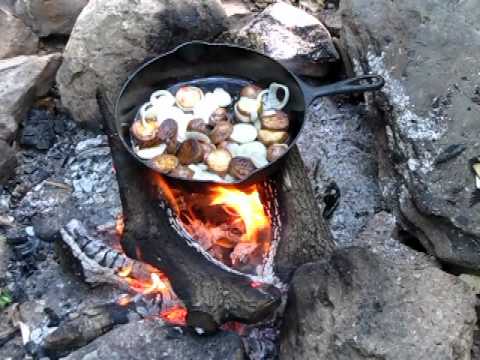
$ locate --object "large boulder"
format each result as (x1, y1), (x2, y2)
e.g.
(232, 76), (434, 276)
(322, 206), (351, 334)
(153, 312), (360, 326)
(279, 237), (477, 359)
(64, 319), (245, 360)
(0, 8), (38, 59)
(0, 54), (62, 144)
(13, 0), (89, 37)
(56, 0), (228, 127)
(218, 2), (339, 77)
(339, 0), (480, 271)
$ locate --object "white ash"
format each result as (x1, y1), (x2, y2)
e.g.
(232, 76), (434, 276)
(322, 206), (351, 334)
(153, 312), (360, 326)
(298, 97), (381, 246)
(364, 51), (447, 141)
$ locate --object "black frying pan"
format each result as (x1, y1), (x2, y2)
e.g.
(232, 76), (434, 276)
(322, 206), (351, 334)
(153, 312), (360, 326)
(113, 41), (384, 186)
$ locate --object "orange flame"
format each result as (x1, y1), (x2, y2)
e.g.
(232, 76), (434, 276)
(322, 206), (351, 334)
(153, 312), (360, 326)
(209, 185), (270, 243)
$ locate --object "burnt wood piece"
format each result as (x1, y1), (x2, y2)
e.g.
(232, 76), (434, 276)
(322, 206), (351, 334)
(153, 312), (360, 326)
(97, 93), (280, 333)
(273, 147), (336, 281)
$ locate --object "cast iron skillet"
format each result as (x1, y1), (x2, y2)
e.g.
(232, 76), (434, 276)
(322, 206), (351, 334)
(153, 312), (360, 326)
(113, 41), (384, 186)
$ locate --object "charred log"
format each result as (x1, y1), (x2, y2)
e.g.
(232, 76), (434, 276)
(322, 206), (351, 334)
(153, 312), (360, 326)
(273, 147), (336, 281)
(97, 92), (281, 333)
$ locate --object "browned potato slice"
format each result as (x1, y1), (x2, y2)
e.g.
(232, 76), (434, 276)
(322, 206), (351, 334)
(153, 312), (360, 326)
(201, 143), (216, 162)
(228, 157), (257, 180)
(267, 144), (289, 162)
(151, 154), (179, 174)
(210, 121), (234, 145)
(130, 119), (159, 147)
(175, 86), (204, 111)
(257, 129), (289, 146)
(206, 149), (232, 176)
(209, 108), (230, 127)
(187, 118), (210, 135)
(170, 165), (194, 179)
(261, 110), (289, 131)
(177, 139), (204, 165)
(240, 84), (263, 99)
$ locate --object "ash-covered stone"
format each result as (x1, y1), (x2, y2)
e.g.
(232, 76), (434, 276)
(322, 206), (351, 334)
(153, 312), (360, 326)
(64, 320), (246, 360)
(297, 97), (381, 246)
(217, 2), (339, 77)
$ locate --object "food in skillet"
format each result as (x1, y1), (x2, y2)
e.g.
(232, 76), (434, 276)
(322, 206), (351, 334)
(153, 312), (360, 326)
(130, 82), (291, 182)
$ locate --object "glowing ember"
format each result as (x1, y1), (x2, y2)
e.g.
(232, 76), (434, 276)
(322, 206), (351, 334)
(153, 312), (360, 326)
(117, 294), (133, 307)
(152, 173), (273, 274)
(160, 305), (188, 326)
(117, 263), (133, 278)
(115, 214), (125, 237)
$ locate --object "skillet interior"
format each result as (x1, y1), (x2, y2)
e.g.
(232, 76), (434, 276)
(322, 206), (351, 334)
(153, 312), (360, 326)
(115, 42), (307, 185)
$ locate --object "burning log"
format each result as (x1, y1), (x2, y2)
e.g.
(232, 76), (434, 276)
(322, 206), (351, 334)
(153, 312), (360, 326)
(97, 93), (281, 333)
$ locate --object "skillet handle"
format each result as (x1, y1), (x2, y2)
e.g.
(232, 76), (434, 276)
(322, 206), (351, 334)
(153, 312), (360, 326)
(304, 75), (385, 104)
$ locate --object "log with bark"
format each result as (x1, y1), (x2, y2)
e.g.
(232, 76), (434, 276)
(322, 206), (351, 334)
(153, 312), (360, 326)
(96, 91), (335, 331)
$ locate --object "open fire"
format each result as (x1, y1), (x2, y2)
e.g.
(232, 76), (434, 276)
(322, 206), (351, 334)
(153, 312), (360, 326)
(113, 175), (276, 325)
(152, 174), (274, 275)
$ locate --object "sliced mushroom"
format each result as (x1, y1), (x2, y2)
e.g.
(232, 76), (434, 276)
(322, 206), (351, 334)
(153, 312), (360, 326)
(209, 108), (230, 127)
(176, 86), (204, 111)
(230, 123), (258, 144)
(240, 84), (263, 99)
(261, 110), (289, 131)
(157, 118), (178, 141)
(177, 139), (204, 165)
(185, 131), (212, 144)
(257, 129), (289, 146)
(151, 154), (179, 174)
(187, 118), (210, 135)
(206, 149), (232, 176)
(267, 144), (289, 162)
(170, 165), (194, 179)
(130, 119), (159, 147)
(210, 121), (234, 145)
(228, 157), (257, 180)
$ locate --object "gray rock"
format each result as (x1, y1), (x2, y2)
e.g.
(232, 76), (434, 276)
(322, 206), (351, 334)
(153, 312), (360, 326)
(280, 246), (477, 360)
(42, 303), (130, 358)
(0, 7), (38, 59)
(0, 54), (62, 143)
(56, 0), (228, 127)
(13, 0), (89, 37)
(217, 2), (339, 77)
(64, 320), (245, 360)
(0, 140), (17, 184)
(340, 0), (480, 270)
(0, 233), (11, 279)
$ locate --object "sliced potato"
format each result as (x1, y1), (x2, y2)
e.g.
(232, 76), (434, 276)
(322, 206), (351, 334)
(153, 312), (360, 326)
(206, 149), (232, 176)
(257, 129), (288, 146)
(261, 110), (289, 131)
(240, 84), (263, 99)
(177, 139), (204, 165)
(176, 86), (204, 111)
(230, 123), (258, 144)
(130, 119), (159, 147)
(151, 154), (179, 174)
(228, 157), (257, 180)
